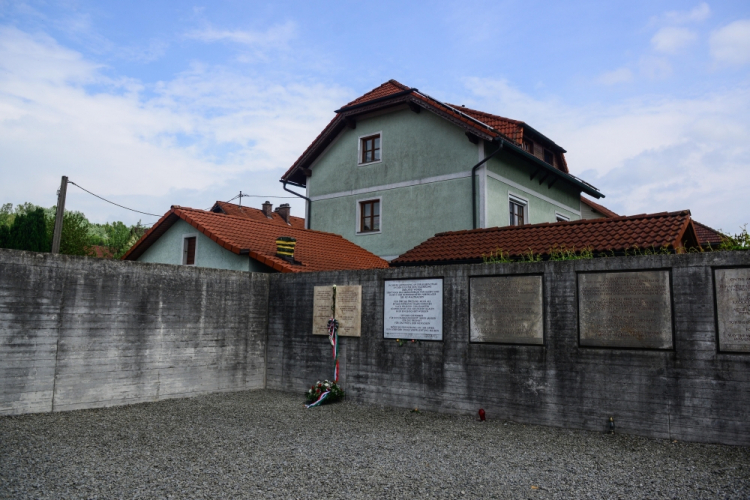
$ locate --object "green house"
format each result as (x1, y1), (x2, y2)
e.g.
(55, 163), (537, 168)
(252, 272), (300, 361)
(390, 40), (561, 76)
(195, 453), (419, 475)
(281, 80), (604, 261)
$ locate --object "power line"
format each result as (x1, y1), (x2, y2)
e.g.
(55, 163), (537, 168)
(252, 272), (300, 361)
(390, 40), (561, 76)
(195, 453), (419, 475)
(204, 192), (299, 210)
(67, 181), (162, 217)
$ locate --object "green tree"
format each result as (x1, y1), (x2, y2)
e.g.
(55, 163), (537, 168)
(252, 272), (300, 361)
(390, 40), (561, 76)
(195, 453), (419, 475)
(0, 224), (10, 249)
(0, 203), (13, 227)
(44, 209), (92, 256)
(3, 208), (50, 252)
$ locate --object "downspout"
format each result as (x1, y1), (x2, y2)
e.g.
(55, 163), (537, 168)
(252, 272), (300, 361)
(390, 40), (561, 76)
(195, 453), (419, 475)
(472, 139), (504, 229)
(282, 180), (312, 229)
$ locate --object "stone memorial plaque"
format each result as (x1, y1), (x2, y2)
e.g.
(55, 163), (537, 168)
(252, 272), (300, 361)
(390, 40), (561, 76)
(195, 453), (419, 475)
(715, 268), (750, 352)
(384, 279), (443, 341)
(312, 285), (361, 337)
(578, 271), (673, 349)
(470, 275), (543, 344)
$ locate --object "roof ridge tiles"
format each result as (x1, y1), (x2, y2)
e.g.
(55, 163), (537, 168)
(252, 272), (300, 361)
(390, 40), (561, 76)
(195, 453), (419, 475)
(445, 103), (524, 125)
(432, 210), (692, 237)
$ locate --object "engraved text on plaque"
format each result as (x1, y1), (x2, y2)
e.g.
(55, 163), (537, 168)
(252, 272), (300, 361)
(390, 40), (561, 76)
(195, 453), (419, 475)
(384, 279), (443, 341)
(312, 285), (362, 337)
(470, 275), (544, 344)
(579, 271), (673, 349)
(715, 268), (750, 352)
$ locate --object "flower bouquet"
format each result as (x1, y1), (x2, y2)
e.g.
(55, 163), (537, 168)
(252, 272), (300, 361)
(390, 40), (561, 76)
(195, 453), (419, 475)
(305, 380), (345, 405)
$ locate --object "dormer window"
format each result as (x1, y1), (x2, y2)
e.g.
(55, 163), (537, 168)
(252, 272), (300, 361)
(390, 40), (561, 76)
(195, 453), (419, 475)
(523, 140), (534, 154)
(360, 134), (381, 164)
(544, 149), (554, 166)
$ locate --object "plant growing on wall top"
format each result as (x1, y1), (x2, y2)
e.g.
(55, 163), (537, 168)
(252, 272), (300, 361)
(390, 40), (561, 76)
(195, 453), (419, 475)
(718, 225), (750, 251)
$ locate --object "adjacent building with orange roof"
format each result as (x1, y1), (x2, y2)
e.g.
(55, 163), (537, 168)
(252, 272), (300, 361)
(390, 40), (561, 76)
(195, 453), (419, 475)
(391, 211), (701, 267)
(122, 205), (389, 273)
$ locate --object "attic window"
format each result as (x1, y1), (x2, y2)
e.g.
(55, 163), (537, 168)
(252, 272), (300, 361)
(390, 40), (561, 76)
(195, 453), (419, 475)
(544, 149), (554, 166)
(360, 134), (381, 164)
(523, 140), (534, 154)
(183, 236), (196, 265)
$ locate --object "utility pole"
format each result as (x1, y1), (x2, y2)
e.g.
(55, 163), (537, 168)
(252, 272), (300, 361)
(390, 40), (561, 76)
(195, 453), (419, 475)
(51, 176), (68, 254)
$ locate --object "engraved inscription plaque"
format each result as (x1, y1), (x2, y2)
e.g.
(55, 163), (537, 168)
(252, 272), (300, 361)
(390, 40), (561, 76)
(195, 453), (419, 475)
(715, 268), (750, 352)
(384, 279), (443, 341)
(579, 271), (673, 349)
(312, 285), (362, 337)
(470, 275), (543, 344)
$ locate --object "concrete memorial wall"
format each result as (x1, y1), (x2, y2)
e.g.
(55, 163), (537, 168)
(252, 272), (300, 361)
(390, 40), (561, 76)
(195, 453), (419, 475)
(2, 249), (750, 446)
(267, 252), (750, 446)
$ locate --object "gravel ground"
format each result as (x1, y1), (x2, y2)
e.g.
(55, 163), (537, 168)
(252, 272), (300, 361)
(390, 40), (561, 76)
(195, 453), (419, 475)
(1, 390), (748, 499)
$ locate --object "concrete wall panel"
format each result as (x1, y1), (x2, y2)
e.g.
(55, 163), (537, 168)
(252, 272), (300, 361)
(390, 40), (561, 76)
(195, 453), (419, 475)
(0, 249), (268, 415)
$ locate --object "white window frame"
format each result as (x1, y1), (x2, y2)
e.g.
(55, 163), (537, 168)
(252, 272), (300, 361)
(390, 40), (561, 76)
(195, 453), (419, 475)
(555, 212), (570, 222)
(355, 196), (382, 235)
(357, 131), (383, 166)
(182, 233), (198, 265)
(508, 193), (529, 226)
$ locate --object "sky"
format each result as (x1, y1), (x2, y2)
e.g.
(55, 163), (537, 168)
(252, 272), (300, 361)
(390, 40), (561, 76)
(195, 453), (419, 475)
(0, 1), (749, 233)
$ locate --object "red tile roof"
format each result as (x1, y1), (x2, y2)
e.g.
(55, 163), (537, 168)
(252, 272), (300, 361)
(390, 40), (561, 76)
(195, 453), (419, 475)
(580, 196), (620, 218)
(693, 221), (725, 246)
(344, 79), (411, 107)
(211, 201), (305, 228)
(122, 207), (389, 273)
(447, 105), (524, 145)
(391, 211), (700, 266)
(282, 79), (585, 185)
(87, 245), (115, 259)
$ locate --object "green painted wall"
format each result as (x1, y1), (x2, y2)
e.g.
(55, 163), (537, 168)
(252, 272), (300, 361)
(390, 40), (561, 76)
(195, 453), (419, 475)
(309, 106), (477, 197)
(138, 219), (275, 273)
(485, 148), (581, 227)
(312, 178), (473, 258)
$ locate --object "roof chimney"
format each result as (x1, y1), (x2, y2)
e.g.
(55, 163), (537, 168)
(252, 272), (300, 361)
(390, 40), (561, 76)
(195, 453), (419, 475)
(262, 201), (273, 218)
(275, 236), (296, 262)
(276, 203), (291, 224)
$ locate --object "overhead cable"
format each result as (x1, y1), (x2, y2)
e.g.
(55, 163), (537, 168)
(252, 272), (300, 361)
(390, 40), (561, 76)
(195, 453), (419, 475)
(67, 181), (162, 217)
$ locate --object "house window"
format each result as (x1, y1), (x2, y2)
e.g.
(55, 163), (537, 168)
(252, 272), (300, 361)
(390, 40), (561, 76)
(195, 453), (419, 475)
(183, 236), (196, 265)
(359, 199), (380, 232)
(360, 134), (381, 164)
(556, 213), (570, 222)
(523, 140), (534, 154)
(544, 149), (554, 166)
(509, 198), (526, 226)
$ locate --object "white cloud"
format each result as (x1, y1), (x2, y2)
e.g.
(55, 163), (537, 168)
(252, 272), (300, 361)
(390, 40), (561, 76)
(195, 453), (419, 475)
(663, 3), (711, 24)
(597, 68), (633, 85)
(651, 27), (697, 54)
(461, 77), (750, 232)
(186, 22), (296, 49)
(0, 26), (350, 222)
(710, 19), (750, 66)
